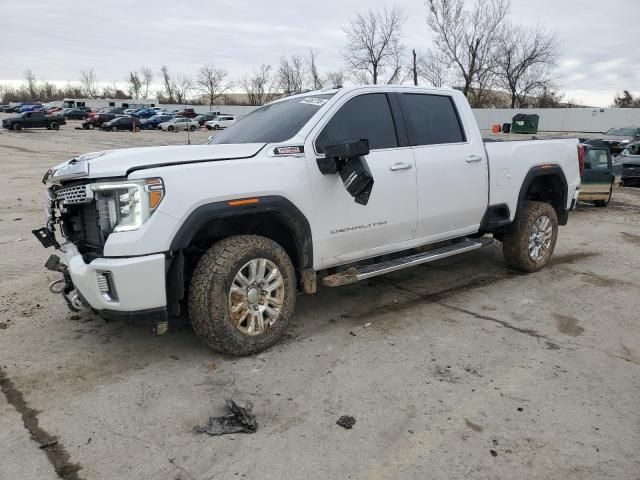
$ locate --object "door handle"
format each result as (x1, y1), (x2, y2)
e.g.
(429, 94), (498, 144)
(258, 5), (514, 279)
(390, 162), (412, 171)
(466, 154), (483, 163)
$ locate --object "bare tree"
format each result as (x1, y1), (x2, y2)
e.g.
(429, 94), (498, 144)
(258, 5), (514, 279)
(324, 69), (346, 87)
(79, 68), (99, 98)
(495, 24), (559, 107)
(173, 73), (193, 104)
(24, 69), (37, 100)
(127, 71), (142, 98)
(343, 6), (406, 84)
(612, 90), (640, 108)
(159, 66), (175, 103)
(140, 66), (154, 99)
(416, 50), (451, 87)
(426, 0), (509, 101)
(277, 54), (306, 94)
(240, 64), (275, 106)
(308, 49), (323, 90)
(197, 65), (229, 111)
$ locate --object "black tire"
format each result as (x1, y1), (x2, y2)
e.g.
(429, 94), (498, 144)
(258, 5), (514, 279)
(188, 235), (297, 356)
(168, 125), (174, 132)
(502, 201), (558, 272)
(594, 186), (612, 207)
(88, 123), (95, 130)
(12, 123), (22, 131)
(206, 125), (212, 130)
(50, 122), (59, 131)
(213, 124), (220, 130)
(189, 125), (196, 132)
(111, 126), (118, 132)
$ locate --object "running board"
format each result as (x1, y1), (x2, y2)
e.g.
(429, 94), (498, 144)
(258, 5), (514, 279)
(322, 238), (496, 287)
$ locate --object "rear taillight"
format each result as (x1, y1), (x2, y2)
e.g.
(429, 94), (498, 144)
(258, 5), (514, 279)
(577, 144), (586, 176)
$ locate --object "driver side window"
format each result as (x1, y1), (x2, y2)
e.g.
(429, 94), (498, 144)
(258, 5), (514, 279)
(315, 93), (398, 154)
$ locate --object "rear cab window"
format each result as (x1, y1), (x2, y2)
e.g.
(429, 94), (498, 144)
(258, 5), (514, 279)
(398, 93), (466, 146)
(315, 93), (398, 153)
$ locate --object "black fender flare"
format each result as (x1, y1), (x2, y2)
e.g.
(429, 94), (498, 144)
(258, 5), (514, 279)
(169, 195), (314, 270)
(517, 165), (569, 225)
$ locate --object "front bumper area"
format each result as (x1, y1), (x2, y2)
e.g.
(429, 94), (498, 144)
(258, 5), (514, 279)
(55, 243), (167, 312)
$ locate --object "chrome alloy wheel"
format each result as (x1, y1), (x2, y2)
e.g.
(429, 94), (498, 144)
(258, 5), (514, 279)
(528, 215), (553, 260)
(229, 258), (285, 336)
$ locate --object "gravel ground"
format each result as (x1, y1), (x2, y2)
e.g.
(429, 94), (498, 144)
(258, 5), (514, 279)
(1, 119), (639, 480)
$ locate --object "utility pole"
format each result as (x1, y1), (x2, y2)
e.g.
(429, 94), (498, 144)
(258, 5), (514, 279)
(412, 49), (418, 86)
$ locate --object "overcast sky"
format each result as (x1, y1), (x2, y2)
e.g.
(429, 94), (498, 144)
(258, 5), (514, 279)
(1, 0), (638, 107)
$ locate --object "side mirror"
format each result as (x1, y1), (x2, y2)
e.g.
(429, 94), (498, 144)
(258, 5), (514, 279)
(317, 139), (370, 174)
(317, 139), (374, 205)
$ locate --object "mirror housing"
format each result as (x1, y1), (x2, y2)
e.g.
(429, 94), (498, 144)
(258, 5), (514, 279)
(317, 139), (370, 175)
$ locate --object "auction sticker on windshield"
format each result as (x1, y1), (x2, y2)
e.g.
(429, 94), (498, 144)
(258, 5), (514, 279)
(299, 97), (329, 106)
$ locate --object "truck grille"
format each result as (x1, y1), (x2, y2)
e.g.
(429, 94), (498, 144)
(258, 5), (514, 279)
(55, 184), (93, 205)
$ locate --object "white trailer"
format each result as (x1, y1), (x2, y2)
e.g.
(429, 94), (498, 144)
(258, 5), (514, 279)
(62, 98), (159, 110)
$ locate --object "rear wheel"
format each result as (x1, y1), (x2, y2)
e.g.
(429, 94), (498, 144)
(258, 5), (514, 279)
(168, 125), (174, 132)
(213, 124), (220, 130)
(502, 201), (558, 272)
(111, 126), (118, 132)
(190, 125), (196, 132)
(88, 123), (95, 130)
(206, 125), (212, 130)
(188, 235), (296, 356)
(50, 122), (59, 131)
(12, 123), (22, 131)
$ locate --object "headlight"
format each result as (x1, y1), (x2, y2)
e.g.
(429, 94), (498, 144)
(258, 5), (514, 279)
(91, 178), (164, 233)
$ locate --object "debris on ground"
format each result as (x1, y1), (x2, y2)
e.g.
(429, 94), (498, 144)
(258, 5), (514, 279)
(490, 449), (498, 457)
(336, 415), (356, 429)
(194, 399), (257, 436)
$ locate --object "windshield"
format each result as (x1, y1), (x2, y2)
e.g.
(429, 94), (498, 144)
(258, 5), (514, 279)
(209, 94), (335, 145)
(605, 128), (635, 136)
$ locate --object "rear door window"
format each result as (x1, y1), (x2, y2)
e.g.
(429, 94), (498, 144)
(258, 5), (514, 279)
(315, 93), (398, 153)
(398, 94), (466, 146)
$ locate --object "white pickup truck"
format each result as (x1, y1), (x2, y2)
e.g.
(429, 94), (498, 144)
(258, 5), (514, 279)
(34, 85), (581, 355)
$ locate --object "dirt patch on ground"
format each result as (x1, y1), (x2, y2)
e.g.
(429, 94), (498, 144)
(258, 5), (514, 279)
(554, 314), (585, 337)
(621, 232), (640, 246)
(549, 252), (599, 267)
(580, 272), (635, 288)
(0, 368), (85, 480)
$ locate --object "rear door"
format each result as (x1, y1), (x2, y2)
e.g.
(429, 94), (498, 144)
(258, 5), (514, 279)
(397, 93), (488, 240)
(305, 92), (417, 265)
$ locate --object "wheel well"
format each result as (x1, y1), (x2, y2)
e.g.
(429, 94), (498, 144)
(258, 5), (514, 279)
(186, 212), (302, 272)
(521, 173), (567, 223)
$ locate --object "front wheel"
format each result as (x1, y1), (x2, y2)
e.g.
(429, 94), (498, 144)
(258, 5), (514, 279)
(189, 125), (196, 132)
(213, 124), (220, 130)
(12, 123), (22, 131)
(111, 126), (118, 132)
(168, 125), (174, 132)
(502, 201), (558, 272)
(50, 122), (59, 131)
(188, 235), (296, 356)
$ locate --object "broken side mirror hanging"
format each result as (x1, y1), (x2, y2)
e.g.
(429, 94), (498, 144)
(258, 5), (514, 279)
(319, 139), (374, 205)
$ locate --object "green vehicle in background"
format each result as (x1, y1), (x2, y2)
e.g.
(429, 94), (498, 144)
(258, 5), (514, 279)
(578, 144), (615, 207)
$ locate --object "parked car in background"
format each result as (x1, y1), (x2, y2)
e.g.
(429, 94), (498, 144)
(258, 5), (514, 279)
(140, 114), (174, 130)
(82, 113), (118, 129)
(101, 116), (141, 132)
(205, 115), (236, 130)
(577, 144), (614, 207)
(0, 105), (12, 112)
(132, 108), (157, 119)
(175, 108), (197, 118)
(123, 108), (137, 115)
(600, 127), (640, 154)
(620, 142), (640, 187)
(2, 110), (65, 131)
(195, 112), (221, 126)
(61, 108), (89, 120)
(159, 117), (199, 131)
(46, 106), (63, 115)
(19, 104), (43, 112)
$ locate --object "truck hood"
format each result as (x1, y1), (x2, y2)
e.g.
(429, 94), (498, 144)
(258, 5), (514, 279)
(46, 143), (265, 183)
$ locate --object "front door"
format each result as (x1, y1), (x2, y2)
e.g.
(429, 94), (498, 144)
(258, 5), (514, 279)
(305, 92), (417, 266)
(580, 148), (613, 200)
(396, 92), (488, 240)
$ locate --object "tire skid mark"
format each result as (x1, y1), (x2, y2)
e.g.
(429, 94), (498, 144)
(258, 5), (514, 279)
(0, 368), (85, 480)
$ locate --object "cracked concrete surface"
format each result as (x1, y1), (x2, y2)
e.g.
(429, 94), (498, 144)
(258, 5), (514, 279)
(1, 122), (640, 479)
